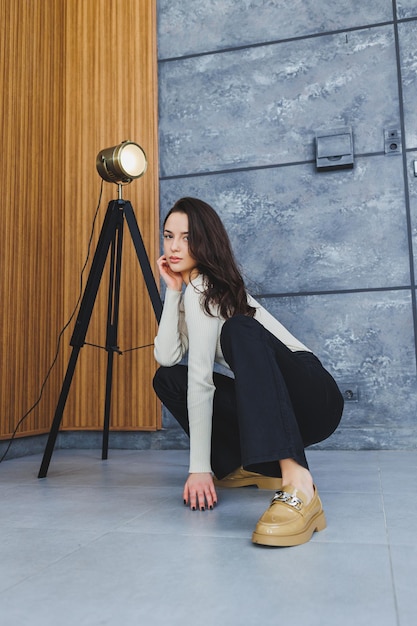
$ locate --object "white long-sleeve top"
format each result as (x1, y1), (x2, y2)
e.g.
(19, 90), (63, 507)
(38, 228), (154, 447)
(154, 274), (310, 474)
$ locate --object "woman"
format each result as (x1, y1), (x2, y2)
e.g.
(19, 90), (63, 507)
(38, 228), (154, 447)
(153, 197), (344, 547)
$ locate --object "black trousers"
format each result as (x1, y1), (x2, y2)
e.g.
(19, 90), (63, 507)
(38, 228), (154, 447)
(153, 315), (344, 480)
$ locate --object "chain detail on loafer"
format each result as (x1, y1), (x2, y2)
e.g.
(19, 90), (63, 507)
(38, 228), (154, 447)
(252, 484), (326, 547)
(271, 490), (303, 510)
(213, 467), (282, 490)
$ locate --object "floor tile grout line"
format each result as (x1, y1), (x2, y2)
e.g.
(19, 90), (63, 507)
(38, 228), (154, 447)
(378, 450), (401, 626)
(0, 531), (114, 598)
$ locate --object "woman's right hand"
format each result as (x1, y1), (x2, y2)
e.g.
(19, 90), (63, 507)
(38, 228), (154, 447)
(183, 472), (218, 511)
(156, 255), (183, 291)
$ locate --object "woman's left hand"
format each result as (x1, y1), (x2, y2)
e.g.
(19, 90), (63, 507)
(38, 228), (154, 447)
(183, 472), (218, 511)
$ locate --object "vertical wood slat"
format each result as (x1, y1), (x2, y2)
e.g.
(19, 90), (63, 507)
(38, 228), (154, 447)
(0, 0), (160, 439)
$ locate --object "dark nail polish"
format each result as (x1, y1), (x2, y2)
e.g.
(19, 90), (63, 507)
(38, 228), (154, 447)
(192, 506), (196, 511)
(183, 500), (187, 506)
(201, 507), (205, 511)
(209, 505), (213, 510)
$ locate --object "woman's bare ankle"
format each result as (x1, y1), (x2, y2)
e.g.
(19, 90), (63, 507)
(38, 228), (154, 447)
(279, 458), (314, 504)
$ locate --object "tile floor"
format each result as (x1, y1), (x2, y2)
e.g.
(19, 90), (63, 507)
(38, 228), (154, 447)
(0, 448), (415, 626)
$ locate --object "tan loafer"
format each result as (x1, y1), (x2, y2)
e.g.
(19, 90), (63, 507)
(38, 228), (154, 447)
(252, 485), (326, 547)
(214, 467), (282, 490)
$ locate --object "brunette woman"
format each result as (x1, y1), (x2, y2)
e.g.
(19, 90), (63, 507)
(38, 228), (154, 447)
(153, 197), (343, 546)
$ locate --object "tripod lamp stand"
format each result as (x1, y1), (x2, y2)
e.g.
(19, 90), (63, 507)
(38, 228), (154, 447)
(38, 141), (162, 478)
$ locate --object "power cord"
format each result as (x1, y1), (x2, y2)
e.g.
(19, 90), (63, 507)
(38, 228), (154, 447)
(0, 181), (106, 464)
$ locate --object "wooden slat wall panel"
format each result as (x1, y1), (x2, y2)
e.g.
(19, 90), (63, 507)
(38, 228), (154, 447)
(0, 0), (160, 439)
(0, 0), (67, 438)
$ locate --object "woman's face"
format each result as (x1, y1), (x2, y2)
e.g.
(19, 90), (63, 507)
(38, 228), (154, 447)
(163, 211), (198, 283)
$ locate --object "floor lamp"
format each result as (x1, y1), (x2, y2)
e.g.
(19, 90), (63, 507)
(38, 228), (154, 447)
(38, 141), (162, 478)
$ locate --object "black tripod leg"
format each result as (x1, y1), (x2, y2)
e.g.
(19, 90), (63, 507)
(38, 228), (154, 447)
(102, 216), (124, 460)
(38, 348), (81, 478)
(123, 201), (162, 322)
(102, 348), (115, 460)
(38, 201), (122, 478)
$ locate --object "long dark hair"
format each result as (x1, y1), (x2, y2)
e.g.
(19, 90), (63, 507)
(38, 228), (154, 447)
(164, 197), (256, 319)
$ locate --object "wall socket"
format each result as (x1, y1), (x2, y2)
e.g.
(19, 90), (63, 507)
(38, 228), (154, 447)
(339, 383), (360, 402)
(384, 128), (402, 155)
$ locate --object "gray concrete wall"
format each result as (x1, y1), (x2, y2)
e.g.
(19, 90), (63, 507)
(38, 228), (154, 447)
(157, 0), (417, 450)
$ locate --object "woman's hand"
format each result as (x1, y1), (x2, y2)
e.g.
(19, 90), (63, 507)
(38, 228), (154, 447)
(157, 255), (183, 291)
(183, 473), (218, 511)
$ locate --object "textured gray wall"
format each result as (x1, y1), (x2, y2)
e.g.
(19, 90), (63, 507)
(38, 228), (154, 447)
(157, 0), (417, 450)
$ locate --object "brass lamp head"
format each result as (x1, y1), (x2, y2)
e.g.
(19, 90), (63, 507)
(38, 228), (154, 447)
(96, 141), (147, 184)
